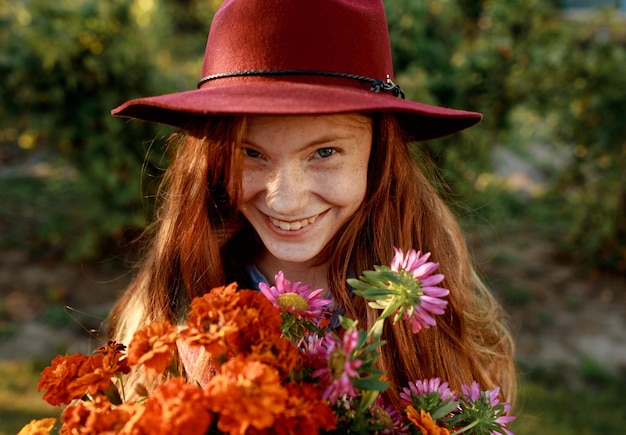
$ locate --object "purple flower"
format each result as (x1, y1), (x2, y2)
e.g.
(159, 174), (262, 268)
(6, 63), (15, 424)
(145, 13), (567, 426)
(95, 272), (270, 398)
(399, 377), (457, 407)
(348, 248), (450, 336)
(300, 334), (327, 370)
(259, 271), (331, 323)
(390, 248), (449, 333)
(373, 396), (410, 434)
(461, 380), (482, 402)
(461, 381), (516, 435)
(311, 330), (362, 403)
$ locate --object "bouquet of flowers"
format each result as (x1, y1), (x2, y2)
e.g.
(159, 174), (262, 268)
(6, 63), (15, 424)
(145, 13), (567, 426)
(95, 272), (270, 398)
(20, 248), (515, 435)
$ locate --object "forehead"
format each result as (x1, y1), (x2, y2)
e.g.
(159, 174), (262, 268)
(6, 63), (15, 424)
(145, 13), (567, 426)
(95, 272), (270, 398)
(245, 114), (373, 144)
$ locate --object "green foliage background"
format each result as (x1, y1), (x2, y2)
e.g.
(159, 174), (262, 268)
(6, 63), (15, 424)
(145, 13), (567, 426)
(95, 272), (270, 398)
(385, 0), (625, 272)
(2, 0), (166, 258)
(1, 0), (625, 270)
(1, 1), (626, 433)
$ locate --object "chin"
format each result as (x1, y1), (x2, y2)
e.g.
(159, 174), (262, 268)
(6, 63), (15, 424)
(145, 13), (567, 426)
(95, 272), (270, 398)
(266, 246), (324, 265)
(273, 253), (317, 264)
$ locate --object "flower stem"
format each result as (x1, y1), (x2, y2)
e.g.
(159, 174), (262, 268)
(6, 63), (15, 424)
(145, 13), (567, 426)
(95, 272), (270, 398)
(367, 318), (386, 341)
(358, 390), (380, 413)
(450, 418), (480, 435)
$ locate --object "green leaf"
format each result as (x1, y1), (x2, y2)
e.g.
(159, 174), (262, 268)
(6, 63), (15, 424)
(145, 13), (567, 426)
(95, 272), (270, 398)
(350, 375), (389, 391)
(431, 400), (460, 420)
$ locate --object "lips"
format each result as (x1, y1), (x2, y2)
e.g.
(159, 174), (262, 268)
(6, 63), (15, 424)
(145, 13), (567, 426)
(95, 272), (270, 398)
(269, 215), (318, 231)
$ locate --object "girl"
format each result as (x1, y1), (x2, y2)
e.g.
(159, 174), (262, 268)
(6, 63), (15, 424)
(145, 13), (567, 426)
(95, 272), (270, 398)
(109, 0), (516, 408)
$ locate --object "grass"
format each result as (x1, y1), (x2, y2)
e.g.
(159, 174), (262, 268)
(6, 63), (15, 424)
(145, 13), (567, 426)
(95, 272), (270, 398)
(1, 359), (625, 434)
(0, 360), (60, 435)
(510, 374), (626, 434)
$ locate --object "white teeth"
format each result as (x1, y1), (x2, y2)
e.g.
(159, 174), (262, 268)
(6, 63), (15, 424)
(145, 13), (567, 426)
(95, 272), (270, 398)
(270, 216), (318, 231)
(290, 221), (302, 230)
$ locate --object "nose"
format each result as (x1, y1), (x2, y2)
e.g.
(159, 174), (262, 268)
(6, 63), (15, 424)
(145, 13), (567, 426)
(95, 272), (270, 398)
(265, 164), (308, 216)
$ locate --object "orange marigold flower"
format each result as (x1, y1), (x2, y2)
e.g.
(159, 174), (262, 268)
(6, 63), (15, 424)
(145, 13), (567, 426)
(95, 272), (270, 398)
(17, 418), (56, 435)
(406, 406), (450, 435)
(130, 377), (214, 435)
(206, 356), (288, 434)
(180, 283), (243, 358)
(212, 281), (239, 298)
(96, 340), (130, 375)
(226, 290), (285, 359)
(246, 330), (302, 378)
(127, 321), (179, 375)
(38, 353), (92, 406)
(270, 382), (337, 434)
(67, 341), (129, 399)
(189, 283), (240, 321)
(236, 289), (283, 332)
(59, 396), (136, 435)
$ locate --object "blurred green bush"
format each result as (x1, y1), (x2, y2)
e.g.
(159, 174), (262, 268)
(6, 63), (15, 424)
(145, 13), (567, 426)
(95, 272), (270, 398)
(507, 8), (626, 271)
(1, 0), (624, 272)
(0, 0), (213, 259)
(386, 0), (625, 272)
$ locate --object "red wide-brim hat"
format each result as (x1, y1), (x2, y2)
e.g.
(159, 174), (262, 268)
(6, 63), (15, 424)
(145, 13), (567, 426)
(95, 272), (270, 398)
(112, 0), (482, 142)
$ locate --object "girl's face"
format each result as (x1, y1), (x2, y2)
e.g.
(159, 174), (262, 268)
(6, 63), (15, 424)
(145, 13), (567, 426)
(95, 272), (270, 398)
(239, 114), (372, 266)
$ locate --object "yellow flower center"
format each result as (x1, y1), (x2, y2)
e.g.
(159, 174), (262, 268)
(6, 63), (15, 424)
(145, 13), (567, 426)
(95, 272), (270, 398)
(328, 348), (346, 379)
(374, 408), (393, 429)
(276, 293), (309, 311)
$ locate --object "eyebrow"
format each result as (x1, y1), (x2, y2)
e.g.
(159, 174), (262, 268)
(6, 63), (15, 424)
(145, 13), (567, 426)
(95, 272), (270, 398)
(242, 133), (359, 153)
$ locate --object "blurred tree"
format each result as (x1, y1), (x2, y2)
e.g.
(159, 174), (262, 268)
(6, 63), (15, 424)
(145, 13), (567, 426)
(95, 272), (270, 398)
(386, 0), (625, 271)
(0, 0), (171, 258)
(158, 0), (220, 76)
(384, 0), (476, 192)
(0, 0), (225, 260)
(508, 10), (626, 270)
(385, 0), (463, 106)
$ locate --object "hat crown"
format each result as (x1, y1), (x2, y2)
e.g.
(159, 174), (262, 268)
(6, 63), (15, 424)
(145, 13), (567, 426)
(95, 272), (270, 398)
(201, 0), (394, 84)
(112, 0), (482, 141)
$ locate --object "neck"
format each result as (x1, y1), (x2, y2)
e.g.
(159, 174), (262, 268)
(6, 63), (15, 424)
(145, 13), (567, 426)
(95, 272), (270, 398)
(256, 250), (330, 294)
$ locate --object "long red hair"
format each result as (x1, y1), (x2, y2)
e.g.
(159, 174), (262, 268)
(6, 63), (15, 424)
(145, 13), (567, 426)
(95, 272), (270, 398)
(108, 113), (516, 406)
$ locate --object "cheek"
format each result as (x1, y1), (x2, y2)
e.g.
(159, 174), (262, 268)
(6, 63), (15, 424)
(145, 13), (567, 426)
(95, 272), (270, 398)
(328, 160), (369, 208)
(240, 170), (263, 202)
(352, 151), (371, 198)
(352, 166), (369, 206)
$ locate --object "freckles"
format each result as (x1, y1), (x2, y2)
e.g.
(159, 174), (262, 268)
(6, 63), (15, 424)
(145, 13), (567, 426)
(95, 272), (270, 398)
(321, 168), (366, 201)
(350, 154), (370, 180)
(241, 170), (263, 201)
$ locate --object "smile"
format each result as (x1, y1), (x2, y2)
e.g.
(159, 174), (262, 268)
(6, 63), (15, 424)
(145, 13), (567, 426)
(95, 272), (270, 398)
(269, 215), (318, 231)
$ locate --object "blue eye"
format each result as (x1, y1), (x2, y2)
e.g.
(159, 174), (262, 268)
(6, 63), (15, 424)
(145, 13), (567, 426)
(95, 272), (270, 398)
(244, 148), (263, 158)
(314, 147), (334, 158)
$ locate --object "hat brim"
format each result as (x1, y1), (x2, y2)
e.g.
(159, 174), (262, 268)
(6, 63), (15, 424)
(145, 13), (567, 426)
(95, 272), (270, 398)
(112, 81), (481, 141)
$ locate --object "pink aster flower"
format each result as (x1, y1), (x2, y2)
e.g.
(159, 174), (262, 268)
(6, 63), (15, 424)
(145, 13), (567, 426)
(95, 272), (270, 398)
(300, 334), (327, 370)
(373, 396), (410, 434)
(310, 329), (362, 403)
(399, 377), (457, 407)
(461, 380), (482, 402)
(391, 248), (449, 333)
(461, 381), (516, 435)
(259, 271), (331, 323)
